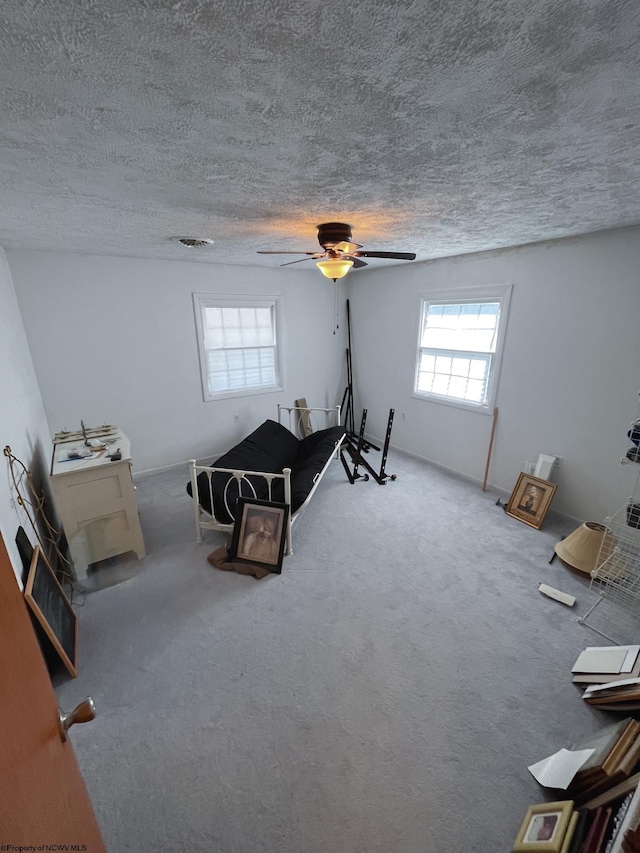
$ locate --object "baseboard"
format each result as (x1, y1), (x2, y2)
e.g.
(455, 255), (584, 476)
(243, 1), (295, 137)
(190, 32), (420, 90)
(362, 432), (484, 488)
(132, 459), (192, 479)
(133, 451), (234, 479)
(362, 433), (583, 530)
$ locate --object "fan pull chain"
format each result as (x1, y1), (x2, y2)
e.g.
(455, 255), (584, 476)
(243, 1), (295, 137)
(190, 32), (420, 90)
(334, 280), (339, 334)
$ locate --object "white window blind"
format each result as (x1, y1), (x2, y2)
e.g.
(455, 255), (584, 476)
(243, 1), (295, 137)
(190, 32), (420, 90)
(194, 295), (281, 400)
(414, 288), (511, 412)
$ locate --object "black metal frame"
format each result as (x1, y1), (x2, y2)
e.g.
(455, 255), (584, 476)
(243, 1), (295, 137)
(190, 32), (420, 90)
(338, 299), (397, 485)
(342, 300), (378, 452)
(341, 408), (397, 485)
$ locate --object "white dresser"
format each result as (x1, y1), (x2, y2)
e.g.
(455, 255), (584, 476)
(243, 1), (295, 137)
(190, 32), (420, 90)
(50, 426), (146, 579)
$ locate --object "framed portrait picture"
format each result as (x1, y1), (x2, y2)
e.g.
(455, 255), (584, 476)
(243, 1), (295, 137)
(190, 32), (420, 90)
(229, 498), (289, 574)
(512, 801), (574, 852)
(506, 473), (558, 530)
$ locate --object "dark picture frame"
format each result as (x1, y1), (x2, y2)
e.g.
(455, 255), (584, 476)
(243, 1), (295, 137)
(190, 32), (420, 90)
(24, 544), (78, 677)
(229, 498), (289, 574)
(506, 473), (558, 530)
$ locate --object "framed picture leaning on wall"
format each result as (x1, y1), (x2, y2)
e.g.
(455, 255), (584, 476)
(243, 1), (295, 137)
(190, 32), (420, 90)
(506, 473), (558, 530)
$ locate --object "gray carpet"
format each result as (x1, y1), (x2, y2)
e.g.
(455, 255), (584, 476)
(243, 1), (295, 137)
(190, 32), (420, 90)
(55, 451), (628, 852)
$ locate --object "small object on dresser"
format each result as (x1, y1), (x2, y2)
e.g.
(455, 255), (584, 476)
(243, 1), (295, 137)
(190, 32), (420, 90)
(67, 449), (91, 460)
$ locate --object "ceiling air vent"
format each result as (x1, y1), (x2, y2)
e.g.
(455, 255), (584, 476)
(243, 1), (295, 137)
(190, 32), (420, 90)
(174, 237), (214, 248)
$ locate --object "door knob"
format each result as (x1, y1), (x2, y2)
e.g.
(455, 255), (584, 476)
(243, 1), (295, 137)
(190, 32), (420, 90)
(58, 696), (96, 742)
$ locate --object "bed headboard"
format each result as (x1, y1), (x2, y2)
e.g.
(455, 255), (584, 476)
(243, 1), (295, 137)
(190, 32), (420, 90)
(277, 404), (341, 439)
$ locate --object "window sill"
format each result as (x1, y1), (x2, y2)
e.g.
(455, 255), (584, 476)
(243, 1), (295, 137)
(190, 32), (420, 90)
(204, 384), (283, 403)
(411, 391), (494, 415)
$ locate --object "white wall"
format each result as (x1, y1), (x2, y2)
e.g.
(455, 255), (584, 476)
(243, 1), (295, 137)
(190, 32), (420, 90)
(349, 227), (640, 524)
(7, 229), (640, 525)
(8, 251), (347, 473)
(0, 249), (53, 584)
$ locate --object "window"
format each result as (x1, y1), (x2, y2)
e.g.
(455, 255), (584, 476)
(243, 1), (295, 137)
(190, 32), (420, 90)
(414, 286), (511, 413)
(193, 294), (282, 401)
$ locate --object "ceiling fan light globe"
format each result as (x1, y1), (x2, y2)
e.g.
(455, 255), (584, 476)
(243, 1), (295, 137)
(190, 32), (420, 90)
(316, 258), (353, 280)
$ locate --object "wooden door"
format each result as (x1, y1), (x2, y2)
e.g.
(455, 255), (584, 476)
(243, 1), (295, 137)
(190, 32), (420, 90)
(0, 531), (105, 850)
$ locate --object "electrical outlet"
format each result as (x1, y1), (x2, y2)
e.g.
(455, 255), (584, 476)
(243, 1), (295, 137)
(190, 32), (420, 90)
(401, 412), (406, 421)
(233, 413), (240, 423)
(554, 457), (562, 468)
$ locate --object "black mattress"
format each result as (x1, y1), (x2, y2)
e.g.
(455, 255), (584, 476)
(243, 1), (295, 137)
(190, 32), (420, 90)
(187, 419), (345, 524)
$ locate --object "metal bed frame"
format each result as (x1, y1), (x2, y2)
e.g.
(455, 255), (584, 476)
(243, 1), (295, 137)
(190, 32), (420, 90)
(188, 405), (342, 555)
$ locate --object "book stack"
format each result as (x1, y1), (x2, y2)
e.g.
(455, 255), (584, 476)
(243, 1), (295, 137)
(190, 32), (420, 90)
(572, 645), (640, 686)
(570, 776), (640, 852)
(512, 784), (640, 852)
(520, 714), (640, 851)
(567, 719), (640, 806)
(570, 804), (614, 853)
(584, 679), (640, 711)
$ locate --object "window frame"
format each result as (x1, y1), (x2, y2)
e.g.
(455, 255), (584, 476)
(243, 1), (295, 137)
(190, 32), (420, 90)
(412, 285), (512, 414)
(193, 293), (283, 402)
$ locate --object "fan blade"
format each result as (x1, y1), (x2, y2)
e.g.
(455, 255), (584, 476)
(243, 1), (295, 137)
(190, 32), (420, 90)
(280, 256), (320, 267)
(334, 241), (363, 253)
(350, 257), (368, 269)
(257, 250), (318, 255)
(354, 251), (416, 260)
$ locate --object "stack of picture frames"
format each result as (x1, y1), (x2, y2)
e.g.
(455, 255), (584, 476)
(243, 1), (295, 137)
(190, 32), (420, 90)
(514, 718), (640, 851)
(513, 786), (640, 852)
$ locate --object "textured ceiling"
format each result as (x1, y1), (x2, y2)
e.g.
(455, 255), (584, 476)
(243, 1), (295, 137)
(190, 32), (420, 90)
(1, 0), (639, 270)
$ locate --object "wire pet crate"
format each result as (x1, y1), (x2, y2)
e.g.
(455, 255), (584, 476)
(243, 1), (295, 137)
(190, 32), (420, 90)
(579, 503), (640, 644)
(581, 513), (640, 639)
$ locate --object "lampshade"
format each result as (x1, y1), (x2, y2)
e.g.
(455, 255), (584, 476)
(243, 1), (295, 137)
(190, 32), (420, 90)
(316, 258), (353, 281)
(554, 522), (617, 576)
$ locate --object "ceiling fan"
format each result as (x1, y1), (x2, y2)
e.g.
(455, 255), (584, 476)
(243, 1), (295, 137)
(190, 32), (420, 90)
(257, 222), (417, 281)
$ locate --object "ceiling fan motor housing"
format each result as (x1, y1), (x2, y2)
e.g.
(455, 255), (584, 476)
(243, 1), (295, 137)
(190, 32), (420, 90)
(317, 222), (352, 249)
